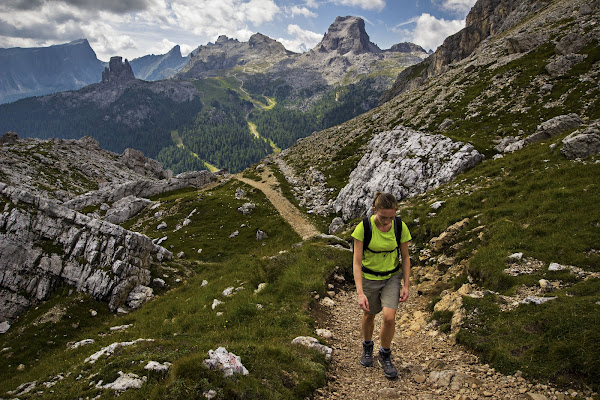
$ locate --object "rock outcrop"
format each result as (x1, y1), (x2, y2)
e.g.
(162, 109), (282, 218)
(334, 126), (484, 220)
(0, 183), (172, 323)
(315, 16), (381, 55)
(63, 170), (215, 211)
(102, 56), (135, 84)
(561, 121), (600, 159)
(0, 135), (218, 324)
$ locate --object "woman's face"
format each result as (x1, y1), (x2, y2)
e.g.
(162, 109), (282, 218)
(374, 208), (396, 229)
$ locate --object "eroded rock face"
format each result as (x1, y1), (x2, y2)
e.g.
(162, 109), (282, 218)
(334, 126), (484, 220)
(0, 183), (172, 323)
(63, 170), (216, 211)
(561, 122), (600, 159)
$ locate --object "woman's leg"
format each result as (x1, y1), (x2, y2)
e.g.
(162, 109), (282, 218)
(362, 312), (375, 340)
(379, 307), (396, 348)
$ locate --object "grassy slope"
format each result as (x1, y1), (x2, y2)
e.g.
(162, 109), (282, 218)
(0, 180), (352, 399)
(399, 134), (600, 389)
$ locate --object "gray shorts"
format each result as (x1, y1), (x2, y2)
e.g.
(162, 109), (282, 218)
(362, 272), (403, 315)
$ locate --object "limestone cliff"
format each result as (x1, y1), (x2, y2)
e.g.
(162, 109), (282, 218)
(0, 133), (217, 323)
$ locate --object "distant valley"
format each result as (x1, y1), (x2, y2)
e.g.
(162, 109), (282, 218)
(0, 16), (428, 174)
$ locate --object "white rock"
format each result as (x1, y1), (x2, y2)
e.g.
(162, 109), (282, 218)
(254, 282), (267, 294)
(430, 201), (445, 210)
(201, 280), (208, 287)
(110, 324), (133, 332)
(320, 297), (335, 307)
(334, 126), (484, 220)
(291, 336), (333, 360)
(144, 361), (172, 372)
(98, 371), (146, 391)
(69, 339), (95, 349)
(316, 329), (333, 339)
(508, 252), (524, 262)
(204, 347), (249, 377)
(0, 321), (11, 334)
(157, 222), (167, 230)
(222, 287), (234, 297)
(85, 339), (154, 364)
(548, 262), (568, 271)
(211, 299), (223, 310)
(520, 296), (558, 305)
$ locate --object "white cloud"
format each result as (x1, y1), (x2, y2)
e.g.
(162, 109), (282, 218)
(170, 0), (280, 41)
(332, 0), (385, 12)
(0, 0), (282, 59)
(409, 13), (464, 52)
(439, 0), (477, 15)
(290, 5), (317, 18)
(277, 24), (322, 53)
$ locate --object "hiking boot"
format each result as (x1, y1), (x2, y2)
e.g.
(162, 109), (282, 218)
(360, 341), (374, 367)
(378, 349), (398, 379)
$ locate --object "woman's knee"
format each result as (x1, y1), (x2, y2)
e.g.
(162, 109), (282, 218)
(381, 309), (396, 326)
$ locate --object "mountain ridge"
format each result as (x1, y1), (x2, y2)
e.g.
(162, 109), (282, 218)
(0, 39), (105, 104)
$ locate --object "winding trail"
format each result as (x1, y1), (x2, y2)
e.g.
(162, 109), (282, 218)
(235, 166), (320, 240)
(234, 167), (568, 399)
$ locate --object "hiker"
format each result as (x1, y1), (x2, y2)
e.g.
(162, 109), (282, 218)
(352, 192), (412, 379)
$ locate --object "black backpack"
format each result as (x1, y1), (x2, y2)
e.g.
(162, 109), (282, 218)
(360, 216), (403, 277)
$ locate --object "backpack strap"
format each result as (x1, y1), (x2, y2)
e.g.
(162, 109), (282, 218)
(362, 215), (403, 254)
(394, 216), (403, 258)
(362, 216), (372, 254)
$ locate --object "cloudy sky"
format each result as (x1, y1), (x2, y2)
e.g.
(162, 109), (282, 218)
(0, 0), (477, 61)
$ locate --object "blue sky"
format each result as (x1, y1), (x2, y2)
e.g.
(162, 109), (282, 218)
(0, 0), (476, 61)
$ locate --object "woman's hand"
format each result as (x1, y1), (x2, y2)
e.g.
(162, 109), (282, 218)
(399, 285), (409, 302)
(357, 293), (370, 312)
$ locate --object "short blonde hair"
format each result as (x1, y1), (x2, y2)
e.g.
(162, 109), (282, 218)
(372, 192), (398, 210)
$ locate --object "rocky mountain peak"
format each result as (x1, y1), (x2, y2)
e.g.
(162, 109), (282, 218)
(166, 45), (181, 56)
(249, 32), (289, 54)
(214, 35), (239, 46)
(101, 56), (135, 84)
(316, 16), (381, 55)
(388, 42), (428, 54)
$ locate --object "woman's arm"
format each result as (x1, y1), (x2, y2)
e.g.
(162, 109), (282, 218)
(399, 241), (411, 302)
(353, 239), (369, 312)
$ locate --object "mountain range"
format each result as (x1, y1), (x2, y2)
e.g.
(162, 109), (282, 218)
(0, 16), (429, 174)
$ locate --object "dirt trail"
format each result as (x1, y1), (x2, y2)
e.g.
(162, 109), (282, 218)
(235, 167), (320, 240)
(312, 288), (568, 400)
(234, 168), (568, 399)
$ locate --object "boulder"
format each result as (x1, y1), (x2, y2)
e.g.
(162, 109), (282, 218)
(204, 347), (249, 377)
(328, 217), (344, 234)
(120, 148), (166, 179)
(237, 203), (256, 215)
(334, 126), (483, 220)
(126, 285), (154, 309)
(507, 33), (542, 53)
(104, 196), (152, 224)
(561, 124), (600, 159)
(526, 114), (584, 144)
(291, 336), (333, 359)
(545, 54), (587, 77)
(0, 131), (19, 145)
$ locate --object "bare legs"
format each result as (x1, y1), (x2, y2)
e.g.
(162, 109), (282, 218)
(362, 307), (397, 347)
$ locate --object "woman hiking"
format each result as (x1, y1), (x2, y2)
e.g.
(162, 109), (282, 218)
(351, 192), (412, 379)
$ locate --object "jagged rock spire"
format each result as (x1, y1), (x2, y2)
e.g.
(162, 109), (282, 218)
(102, 56), (135, 84)
(315, 16), (381, 55)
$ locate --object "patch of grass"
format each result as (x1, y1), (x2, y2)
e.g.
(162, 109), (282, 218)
(458, 279), (600, 390)
(430, 310), (453, 333)
(123, 180), (302, 262)
(0, 237), (351, 399)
